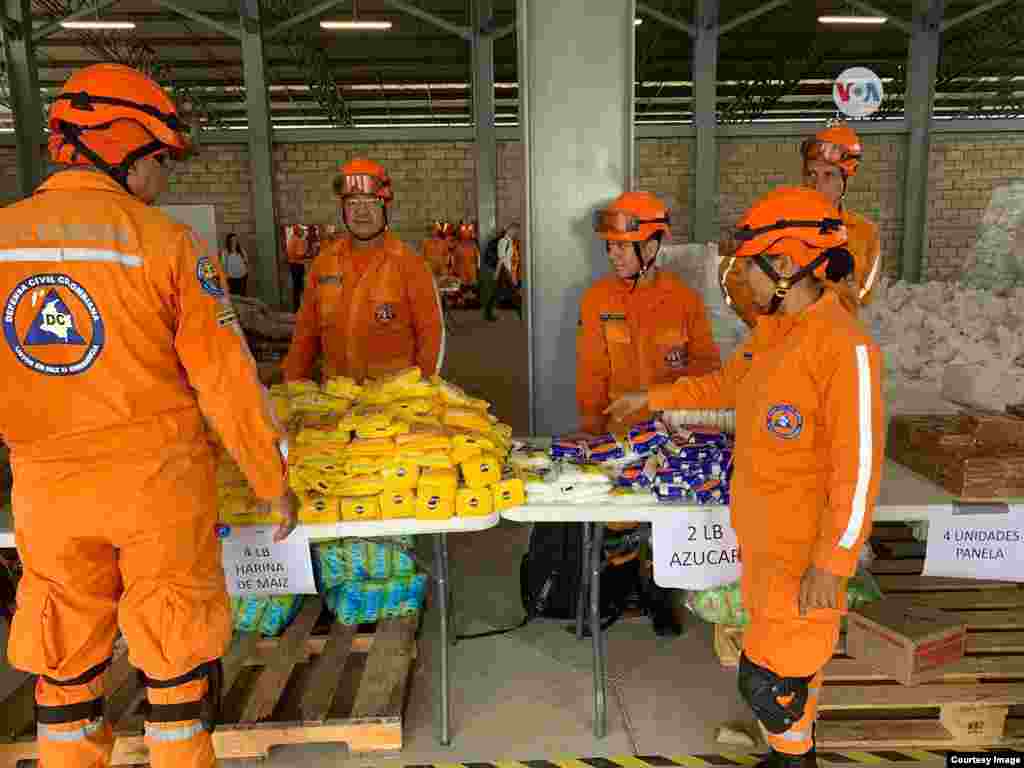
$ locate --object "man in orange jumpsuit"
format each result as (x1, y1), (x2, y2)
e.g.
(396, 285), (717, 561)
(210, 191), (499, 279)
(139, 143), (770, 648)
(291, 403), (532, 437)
(577, 191), (721, 436)
(452, 221), (480, 286)
(286, 223), (309, 311)
(422, 221), (454, 277)
(283, 159), (444, 383)
(608, 187), (885, 766)
(0, 63), (296, 768)
(720, 121), (883, 327)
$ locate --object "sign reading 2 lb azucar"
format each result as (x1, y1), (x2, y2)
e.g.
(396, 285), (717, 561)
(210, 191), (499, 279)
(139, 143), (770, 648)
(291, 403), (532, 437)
(3, 273), (105, 376)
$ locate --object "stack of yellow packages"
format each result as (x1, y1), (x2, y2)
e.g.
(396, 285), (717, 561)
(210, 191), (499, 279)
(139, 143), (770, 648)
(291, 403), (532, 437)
(217, 368), (524, 528)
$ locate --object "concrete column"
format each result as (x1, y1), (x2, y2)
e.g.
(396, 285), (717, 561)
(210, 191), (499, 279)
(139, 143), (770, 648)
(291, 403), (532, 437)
(473, 0), (498, 245)
(519, 0), (635, 435)
(2, 0), (43, 198)
(239, 0), (284, 307)
(691, 0), (719, 244)
(899, 0), (944, 283)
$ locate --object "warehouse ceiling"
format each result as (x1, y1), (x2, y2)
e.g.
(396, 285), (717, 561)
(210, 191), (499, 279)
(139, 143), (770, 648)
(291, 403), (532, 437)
(1, 0), (1023, 132)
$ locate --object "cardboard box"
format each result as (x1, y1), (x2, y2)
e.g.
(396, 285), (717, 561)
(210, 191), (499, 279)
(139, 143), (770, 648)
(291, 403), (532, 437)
(846, 600), (967, 686)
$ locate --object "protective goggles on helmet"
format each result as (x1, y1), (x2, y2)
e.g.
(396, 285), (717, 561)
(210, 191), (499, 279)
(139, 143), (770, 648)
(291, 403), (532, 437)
(338, 172), (389, 197)
(593, 209), (671, 235)
(800, 139), (861, 166)
(734, 217), (844, 245)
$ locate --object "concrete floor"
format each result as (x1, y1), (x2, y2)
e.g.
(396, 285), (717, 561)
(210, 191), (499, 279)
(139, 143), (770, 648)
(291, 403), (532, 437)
(252, 311), (759, 766)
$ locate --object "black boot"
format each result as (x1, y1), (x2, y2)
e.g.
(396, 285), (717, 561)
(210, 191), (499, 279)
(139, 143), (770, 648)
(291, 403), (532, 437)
(753, 749), (817, 768)
(642, 578), (682, 637)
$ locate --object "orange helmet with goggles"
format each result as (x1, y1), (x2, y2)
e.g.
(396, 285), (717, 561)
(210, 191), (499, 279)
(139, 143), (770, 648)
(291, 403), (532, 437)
(800, 120), (862, 179)
(730, 187), (853, 314)
(594, 191), (671, 243)
(334, 158), (393, 203)
(48, 63), (191, 192)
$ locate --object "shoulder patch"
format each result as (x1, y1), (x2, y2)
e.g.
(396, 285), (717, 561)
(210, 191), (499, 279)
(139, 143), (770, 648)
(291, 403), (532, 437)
(766, 404), (803, 440)
(196, 256), (224, 298)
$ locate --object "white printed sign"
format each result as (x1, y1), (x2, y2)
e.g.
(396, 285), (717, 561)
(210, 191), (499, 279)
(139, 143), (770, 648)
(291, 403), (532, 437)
(652, 507), (741, 590)
(923, 504), (1024, 582)
(218, 524), (318, 596)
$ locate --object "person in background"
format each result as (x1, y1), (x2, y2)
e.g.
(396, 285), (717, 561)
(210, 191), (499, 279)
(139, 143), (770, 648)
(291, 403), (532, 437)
(423, 220), (455, 277)
(452, 221), (480, 287)
(286, 223), (308, 311)
(577, 191), (721, 636)
(221, 232), (249, 295)
(607, 187), (884, 766)
(307, 224), (321, 262)
(283, 158), (444, 383)
(720, 120), (882, 328)
(481, 223), (522, 322)
(0, 63), (296, 768)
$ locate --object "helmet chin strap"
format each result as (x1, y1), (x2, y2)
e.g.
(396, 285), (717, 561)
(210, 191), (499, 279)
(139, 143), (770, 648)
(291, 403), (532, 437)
(753, 252), (829, 315)
(625, 240), (661, 292)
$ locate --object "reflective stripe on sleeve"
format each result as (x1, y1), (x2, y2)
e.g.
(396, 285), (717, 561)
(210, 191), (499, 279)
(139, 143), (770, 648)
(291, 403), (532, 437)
(38, 720), (103, 742)
(144, 722), (206, 743)
(839, 344), (873, 549)
(0, 248), (142, 267)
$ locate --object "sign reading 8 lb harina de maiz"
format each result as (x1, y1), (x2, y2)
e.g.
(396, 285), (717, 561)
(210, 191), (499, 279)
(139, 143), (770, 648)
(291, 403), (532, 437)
(652, 507), (741, 590)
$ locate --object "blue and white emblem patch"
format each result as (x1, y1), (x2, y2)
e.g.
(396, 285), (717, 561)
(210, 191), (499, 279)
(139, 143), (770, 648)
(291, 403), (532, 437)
(197, 256), (225, 297)
(766, 404), (803, 440)
(3, 273), (105, 376)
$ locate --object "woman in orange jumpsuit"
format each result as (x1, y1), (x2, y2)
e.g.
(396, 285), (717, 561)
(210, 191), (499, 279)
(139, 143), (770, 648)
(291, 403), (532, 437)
(577, 191), (720, 436)
(720, 121), (883, 327)
(283, 159), (444, 383)
(608, 187), (885, 766)
(0, 64), (296, 768)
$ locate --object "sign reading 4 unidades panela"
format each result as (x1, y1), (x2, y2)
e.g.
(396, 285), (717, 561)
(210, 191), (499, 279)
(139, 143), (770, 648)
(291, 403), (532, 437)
(923, 503), (1024, 582)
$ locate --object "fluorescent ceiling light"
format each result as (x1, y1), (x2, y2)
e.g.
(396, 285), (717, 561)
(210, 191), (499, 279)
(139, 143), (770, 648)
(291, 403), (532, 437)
(817, 15), (887, 24)
(634, 17), (643, 25)
(60, 20), (136, 29)
(321, 20), (393, 30)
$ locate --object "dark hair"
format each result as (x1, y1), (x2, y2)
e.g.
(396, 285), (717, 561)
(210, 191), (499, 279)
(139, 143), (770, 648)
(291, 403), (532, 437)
(225, 233), (237, 249)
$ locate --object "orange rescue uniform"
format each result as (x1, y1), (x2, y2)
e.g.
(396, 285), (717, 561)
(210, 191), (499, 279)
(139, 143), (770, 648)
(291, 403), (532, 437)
(287, 231), (308, 264)
(0, 170), (287, 768)
(577, 271), (721, 434)
(721, 208), (882, 327)
(648, 290), (884, 754)
(422, 236), (452, 277)
(283, 232), (444, 383)
(452, 240), (479, 285)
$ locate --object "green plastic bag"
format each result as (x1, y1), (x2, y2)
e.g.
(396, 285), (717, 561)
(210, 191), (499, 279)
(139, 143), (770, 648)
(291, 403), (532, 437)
(685, 568), (884, 627)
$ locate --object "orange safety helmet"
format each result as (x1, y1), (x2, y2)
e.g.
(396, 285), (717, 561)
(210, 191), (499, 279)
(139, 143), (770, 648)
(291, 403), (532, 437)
(800, 120), (862, 179)
(593, 191), (671, 243)
(729, 187), (853, 314)
(48, 63), (192, 191)
(334, 158), (393, 203)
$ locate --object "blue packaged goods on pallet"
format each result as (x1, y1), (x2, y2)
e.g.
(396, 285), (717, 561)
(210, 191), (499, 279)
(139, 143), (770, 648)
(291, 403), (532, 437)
(616, 462), (652, 488)
(363, 581), (384, 622)
(586, 434), (625, 462)
(627, 421), (669, 456)
(231, 595), (306, 637)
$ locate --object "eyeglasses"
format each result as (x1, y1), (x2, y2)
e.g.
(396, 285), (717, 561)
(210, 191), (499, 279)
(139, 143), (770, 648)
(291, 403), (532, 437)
(343, 197), (384, 212)
(593, 209), (671, 234)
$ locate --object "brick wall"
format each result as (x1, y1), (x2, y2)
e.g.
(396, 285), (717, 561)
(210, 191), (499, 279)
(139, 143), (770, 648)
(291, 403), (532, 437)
(3, 132), (1023, 283)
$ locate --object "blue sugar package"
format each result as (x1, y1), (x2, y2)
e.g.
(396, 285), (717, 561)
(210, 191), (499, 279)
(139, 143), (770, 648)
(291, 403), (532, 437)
(616, 463), (652, 488)
(627, 426), (669, 456)
(654, 483), (693, 500)
(696, 487), (730, 505)
(586, 434), (626, 462)
(550, 438), (586, 461)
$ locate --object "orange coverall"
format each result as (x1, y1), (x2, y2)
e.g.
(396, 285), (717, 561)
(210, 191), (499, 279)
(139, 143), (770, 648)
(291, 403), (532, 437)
(577, 271), (721, 435)
(452, 240), (479, 286)
(283, 232), (445, 383)
(0, 170), (287, 768)
(648, 289), (884, 754)
(286, 231), (308, 264)
(721, 209), (882, 327)
(421, 236), (452, 277)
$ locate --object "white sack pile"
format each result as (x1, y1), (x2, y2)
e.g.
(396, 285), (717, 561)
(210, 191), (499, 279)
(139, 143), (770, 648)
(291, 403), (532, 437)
(861, 278), (1024, 411)
(231, 295), (296, 341)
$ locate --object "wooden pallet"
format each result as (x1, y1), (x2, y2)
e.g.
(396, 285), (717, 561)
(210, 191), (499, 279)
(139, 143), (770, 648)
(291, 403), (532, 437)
(711, 523), (1024, 749)
(0, 601), (419, 764)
